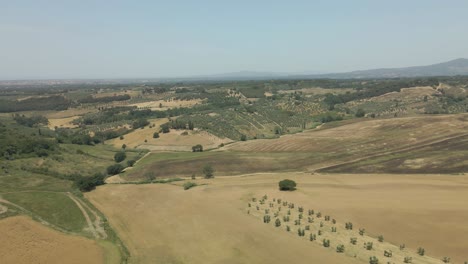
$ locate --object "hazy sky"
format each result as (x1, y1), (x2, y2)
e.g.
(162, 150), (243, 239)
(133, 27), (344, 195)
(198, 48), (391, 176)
(1, 0), (468, 80)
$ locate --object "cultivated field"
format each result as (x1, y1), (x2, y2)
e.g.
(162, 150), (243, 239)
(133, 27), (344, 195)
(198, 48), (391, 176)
(87, 173), (468, 264)
(121, 114), (468, 180)
(0, 216), (104, 264)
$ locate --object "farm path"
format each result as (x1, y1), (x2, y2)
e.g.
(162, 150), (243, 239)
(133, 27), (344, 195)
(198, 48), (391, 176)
(66, 192), (106, 239)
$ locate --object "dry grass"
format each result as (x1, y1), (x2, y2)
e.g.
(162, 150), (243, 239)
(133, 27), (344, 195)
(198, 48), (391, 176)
(225, 114), (468, 153)
(0, 216), (104, 264)
(105, 118), (169, 149)
(107, 118), (231, 151)
(129, 99), (203, 111)
(87, 173), (468, 264)
(47, 116), (79, 129)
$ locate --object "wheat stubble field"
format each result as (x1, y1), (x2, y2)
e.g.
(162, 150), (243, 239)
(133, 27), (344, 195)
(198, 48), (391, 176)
(87, 172), (468, 264)
(0, 216), (104, 264)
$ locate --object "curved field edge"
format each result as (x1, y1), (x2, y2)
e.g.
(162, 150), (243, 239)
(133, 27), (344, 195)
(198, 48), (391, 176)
(0, 190), (129, 264)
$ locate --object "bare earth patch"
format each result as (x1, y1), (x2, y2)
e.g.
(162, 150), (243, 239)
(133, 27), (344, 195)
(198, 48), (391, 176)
(0, 216), (104, 264)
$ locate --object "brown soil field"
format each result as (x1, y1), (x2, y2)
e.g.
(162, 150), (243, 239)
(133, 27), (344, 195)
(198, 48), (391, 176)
(0, 216), (104, 264)
(129, 98), (203, 111)
(107, 119), (231, 151)
(87, 173), (468, 264)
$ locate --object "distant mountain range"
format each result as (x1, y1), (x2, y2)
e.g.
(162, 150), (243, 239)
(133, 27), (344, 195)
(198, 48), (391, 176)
(1, 59), (468, 86)
(202, 58), (468, 80)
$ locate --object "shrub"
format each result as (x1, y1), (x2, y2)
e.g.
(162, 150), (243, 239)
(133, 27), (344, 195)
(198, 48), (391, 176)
(192, 144), (203, 152)
(240, 134), (247, 141)
(202, 164), (214, 178)
(403, 256), (412, 263)
(297, 228), (305, 237)
(365, 242), (373, 250)
(345, 222), (353, 230)
(127, 159), (136, 167)
(355, 108), (366, 117)
(384, 250), (392, 257)
(359, 228), (365, 236)
(183, 182), (197, 190)
(350, 237), (357, 245)
(159, 124), (169, 133)
(310, 234), (316, 241)
(442, 257), (450, 263)
(106, 164), (124, 175)
(400, 244), (406, 250)
(323, 239), (330, 247)
(263, 215), (271, 223)
(275, 218), (281, 227)
(417, 247), (425, 256)
(369, 256), (379, 264)
(114, 151), (126, 162)
(286, 226), (290, 232)
(336, 244), (345, 253)
(75, 173), (106, 192)
(378, 235), (384, 242)
(331, 227), (337, 232)
(308, 209), (314, 216)
(278, 179), (296, 191)
(153, 132), (159, 138)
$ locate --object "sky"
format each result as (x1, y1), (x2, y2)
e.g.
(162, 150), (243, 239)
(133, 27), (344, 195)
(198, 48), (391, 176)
(1, 0), (468, 80)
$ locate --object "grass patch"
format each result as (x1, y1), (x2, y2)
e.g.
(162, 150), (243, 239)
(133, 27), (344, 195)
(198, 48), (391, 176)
(2, 192), (87, 234)
(183, 181), (197, 190)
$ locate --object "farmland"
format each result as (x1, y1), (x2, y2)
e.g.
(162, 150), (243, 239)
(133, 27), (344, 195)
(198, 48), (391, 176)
(0, 76), (467, 264)
(88, 173), (468, 264)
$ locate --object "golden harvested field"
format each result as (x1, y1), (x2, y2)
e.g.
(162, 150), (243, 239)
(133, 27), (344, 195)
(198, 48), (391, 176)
(106, 118), (169, 149)
(45, 108), (97, 119)
(107, 118), (231, 151)
(368, 86), (439, 102)
(47, 116), (79, 129)
(225, 114), (468, 153)
(0, 216), (104, 264)
(129, 99), (203, 111)
(87, 173), (468, 264)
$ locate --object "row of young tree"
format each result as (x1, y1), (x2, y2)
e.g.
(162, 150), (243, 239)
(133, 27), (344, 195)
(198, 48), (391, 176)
(249, 194), (456, 264)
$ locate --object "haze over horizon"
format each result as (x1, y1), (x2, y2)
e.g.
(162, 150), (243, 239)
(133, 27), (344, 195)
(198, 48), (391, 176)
(1, 1), (468, 80)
